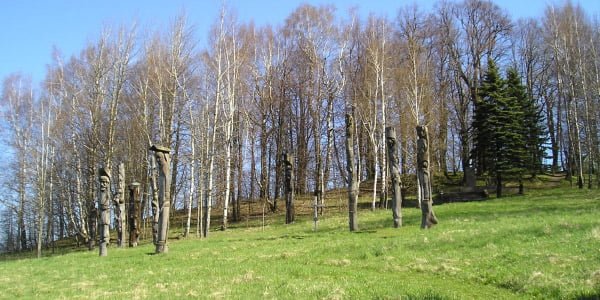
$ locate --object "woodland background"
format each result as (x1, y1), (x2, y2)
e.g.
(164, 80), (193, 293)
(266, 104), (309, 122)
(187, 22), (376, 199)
(1, 0), (599, 256)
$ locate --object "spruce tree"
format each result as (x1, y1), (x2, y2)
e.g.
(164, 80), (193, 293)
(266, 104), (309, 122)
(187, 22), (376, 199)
(473, 60), (526, 197)
(472, 59), (503, 179)
(499, 68), (527, 194)
(506, 68), (546, 177)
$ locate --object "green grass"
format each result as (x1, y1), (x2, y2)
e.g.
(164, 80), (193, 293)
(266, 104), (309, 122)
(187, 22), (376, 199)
(1, 187), (600, 299)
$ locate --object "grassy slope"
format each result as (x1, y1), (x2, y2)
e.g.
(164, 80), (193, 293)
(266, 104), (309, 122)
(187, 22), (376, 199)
(1, 187), (599, 299)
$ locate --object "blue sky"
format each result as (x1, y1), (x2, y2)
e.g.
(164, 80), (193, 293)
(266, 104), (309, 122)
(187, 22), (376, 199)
(0, 0), (598, 87)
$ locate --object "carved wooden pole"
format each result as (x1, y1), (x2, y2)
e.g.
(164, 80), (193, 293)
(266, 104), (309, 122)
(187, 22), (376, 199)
(416, 125), (438, 229)
(113, 163), (126, 247)
(128, 182), (141, 247)
(345, 113), (358, 231)
(386, 127), (402, 228)
(98, 168), (111, 256)
(282, 151), (295, 224)
(149, 155), (160, 246)
(150, 145), (171, 253)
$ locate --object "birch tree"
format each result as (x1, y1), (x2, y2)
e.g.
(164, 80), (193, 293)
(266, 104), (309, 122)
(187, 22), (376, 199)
(345, 113), (359, 231)
(1, 74), (35, 251)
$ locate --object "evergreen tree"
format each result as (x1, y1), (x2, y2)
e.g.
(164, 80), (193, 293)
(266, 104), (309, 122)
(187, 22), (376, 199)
(473, 60), (526, 197)
(505, 68), (547, 177)
(472, 60), (502, 176)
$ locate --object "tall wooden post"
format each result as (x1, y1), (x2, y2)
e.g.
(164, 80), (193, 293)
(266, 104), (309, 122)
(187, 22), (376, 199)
(149, 155), (159, 246)
(283, 151), (295, 224)
(416, 125), (438, 229)
(98, 168), (111, 256)
(386, 127), (402, 228)
(150, 145), (171, 253)
(128, 182), (141, 247)
(114, 163), (126, 247)
(346, 113), (358, 231)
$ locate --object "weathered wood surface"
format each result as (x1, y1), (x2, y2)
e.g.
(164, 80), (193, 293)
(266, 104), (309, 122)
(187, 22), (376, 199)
(114, 163), (126, 247)
(416, 125), (438, 229)
(98, 168), (111, 256)
(150, 145), (171, 254)
(386, 127), (402, 228)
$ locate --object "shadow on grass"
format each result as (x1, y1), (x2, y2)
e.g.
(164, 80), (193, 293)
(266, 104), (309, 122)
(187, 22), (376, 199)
(574, 291), (600, 300)
(400, 291), (455, 300)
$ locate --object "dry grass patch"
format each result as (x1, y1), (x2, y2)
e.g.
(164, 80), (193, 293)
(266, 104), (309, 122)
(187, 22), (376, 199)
(232, 270), (261, 284)
(325, 258), (351, 266)
(590, 227), (600, 240)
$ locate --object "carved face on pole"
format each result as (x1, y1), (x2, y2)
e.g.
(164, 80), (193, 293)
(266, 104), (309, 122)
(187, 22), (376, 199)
(387, 136), (395, 148)
(100, 176), (110, 192)
(387, 138), (398, 165)
(417, 125), (427, 139)
(155, 151), (170, 177)
(155, 152), (164, 168)
(154, 151), (163, 168)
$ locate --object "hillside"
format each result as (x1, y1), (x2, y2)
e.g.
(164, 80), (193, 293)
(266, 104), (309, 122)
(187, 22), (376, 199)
(0, 186), (599, 299)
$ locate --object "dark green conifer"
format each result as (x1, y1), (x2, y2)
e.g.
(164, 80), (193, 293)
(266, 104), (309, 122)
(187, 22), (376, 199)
(506, 68), (546, 177)
(473, 60), (534, 197)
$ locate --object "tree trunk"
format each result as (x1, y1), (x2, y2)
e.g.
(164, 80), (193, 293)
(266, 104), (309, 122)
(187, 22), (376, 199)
(385, 127), (402, 228)
(313, 104), (323, 218)
(185, 156), (194, 238)
(18, 162), (27, 251)
(346, 114), (358, 231)
(185, 111), (195, 238)
(87, 201), (97, 251)
(170, 120), (182, 210)
(322, 93), (335, 215)
(128, 182), (141, 247)
(203, 132), (215, 238)
(283, 151), (295, 224)
(196, 135), (205, 238)
(545, 97), (559, 174)
(222, 124), (233, 231)
(36, 204), (44, 258)
(235, 126), (243, 222)
(496, 172), (503, 198)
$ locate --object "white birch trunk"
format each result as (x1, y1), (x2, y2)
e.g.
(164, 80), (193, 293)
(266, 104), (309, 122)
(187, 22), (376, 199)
(185, 108), (195, 238)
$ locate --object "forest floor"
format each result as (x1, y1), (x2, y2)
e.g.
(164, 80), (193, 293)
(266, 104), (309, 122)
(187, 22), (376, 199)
(0, 178), (599, 299)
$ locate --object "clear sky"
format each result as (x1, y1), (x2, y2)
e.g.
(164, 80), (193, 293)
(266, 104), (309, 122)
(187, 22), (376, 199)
(0, 0), (598, 87)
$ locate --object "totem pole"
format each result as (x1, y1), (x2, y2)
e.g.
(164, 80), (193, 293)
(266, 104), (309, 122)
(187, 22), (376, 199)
(282, 151), (295, 224)
(150, 145), (171, 253)
(98, 168), (111, 256)
(386, 127), (402, 228)
(113, 163), (126, 247)
(149, 154), (159, 246)
(128, 182), (141, 247)
(416, 125), (438, 229)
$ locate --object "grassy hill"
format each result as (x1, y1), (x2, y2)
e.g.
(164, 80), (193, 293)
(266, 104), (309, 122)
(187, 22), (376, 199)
(0, 186), (599, 299)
